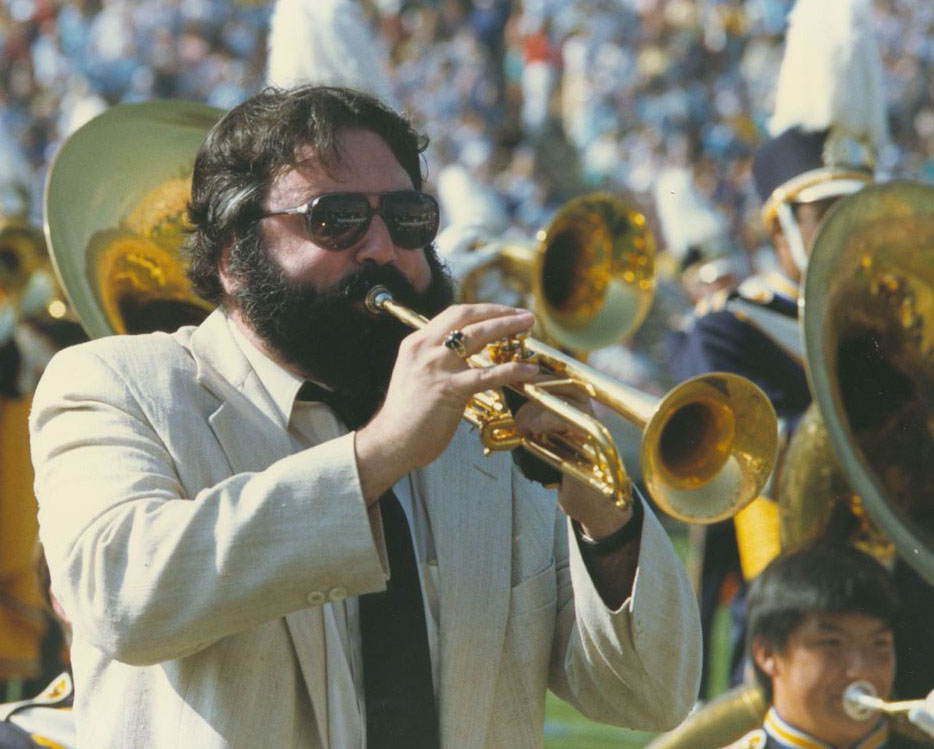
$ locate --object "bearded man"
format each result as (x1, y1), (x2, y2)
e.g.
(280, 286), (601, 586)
(29, 85), (700, 749)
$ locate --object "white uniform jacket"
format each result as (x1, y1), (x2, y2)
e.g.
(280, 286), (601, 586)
(29, 309), (701, 748)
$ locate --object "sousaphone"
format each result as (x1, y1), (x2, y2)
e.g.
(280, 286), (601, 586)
(44, 100), (223, 338)
(800, 179), (934, 585)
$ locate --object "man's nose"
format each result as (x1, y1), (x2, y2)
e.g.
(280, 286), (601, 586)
(353, 213), (397, 265)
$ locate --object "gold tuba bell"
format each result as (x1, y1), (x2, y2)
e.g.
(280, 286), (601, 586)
(793, 179), (934, 584)
(44, 101), (222, 338)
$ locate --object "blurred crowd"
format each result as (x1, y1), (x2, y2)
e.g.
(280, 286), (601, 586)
(1, 0), (932, 251)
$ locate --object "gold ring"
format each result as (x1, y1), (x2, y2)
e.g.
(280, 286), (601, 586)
(443, 329), (469, 358)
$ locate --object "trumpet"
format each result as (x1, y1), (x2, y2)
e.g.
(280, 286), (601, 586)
(366, 285), (778, 522)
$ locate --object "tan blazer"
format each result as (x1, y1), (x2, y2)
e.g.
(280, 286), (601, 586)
(29, 310), (701, 749)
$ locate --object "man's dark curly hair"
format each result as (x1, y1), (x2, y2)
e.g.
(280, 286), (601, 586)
(184, 85), (429, 305)
(745, 541), (899, 701)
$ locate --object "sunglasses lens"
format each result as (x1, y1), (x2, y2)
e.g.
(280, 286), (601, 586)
(383, 192), (440, 249)
(304, 192), (439, 250)
(306, 194), (371, 250)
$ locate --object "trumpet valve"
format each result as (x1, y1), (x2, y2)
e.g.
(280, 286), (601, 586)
(487, 332), (531, 364)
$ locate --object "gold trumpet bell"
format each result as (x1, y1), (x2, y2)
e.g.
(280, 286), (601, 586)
(456, 193), (655, 354)
(44, 100), (222, 338)
(533, 193), (655, 351)
(642, 373), (779, 524)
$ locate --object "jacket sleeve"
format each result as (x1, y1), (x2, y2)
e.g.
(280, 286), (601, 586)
(547, 491), (702, 732)
(29, 344), (387, 666)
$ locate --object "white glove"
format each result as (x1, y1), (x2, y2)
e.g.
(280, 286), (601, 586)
(908, 690), (934, 739)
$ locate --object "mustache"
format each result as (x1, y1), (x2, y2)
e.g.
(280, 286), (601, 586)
(313, 261), (425, 309)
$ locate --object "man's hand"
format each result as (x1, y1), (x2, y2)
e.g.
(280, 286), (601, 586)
(513, 384), (632, 540)
(355, 303), (538, 503)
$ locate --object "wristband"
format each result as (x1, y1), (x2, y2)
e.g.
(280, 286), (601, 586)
(576, 498), (644, 556)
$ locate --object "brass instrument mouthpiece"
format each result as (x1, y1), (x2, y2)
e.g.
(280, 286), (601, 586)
(843, 681), (880, 722)
(365, 285), (393, 315)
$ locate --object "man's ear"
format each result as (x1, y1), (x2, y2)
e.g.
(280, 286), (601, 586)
(751, 637), (778, 678)
(217, 245), (239, 297)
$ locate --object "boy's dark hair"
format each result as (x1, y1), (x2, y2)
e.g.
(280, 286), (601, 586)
(746, 542), (899, 700)
(184, 85), (429, 305)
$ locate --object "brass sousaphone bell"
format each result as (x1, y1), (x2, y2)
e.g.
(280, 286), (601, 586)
(797, 179), (934, 584)
(44, 100), (223, 338)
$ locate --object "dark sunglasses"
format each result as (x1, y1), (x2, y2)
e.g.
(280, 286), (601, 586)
(260, 190), (440, 251)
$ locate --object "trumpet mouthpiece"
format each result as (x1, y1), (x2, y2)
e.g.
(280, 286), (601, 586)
(365, 285), (393, 314)
(843, 681), (879, 721)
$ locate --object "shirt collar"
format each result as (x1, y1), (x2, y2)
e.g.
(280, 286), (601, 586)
(225, 315), (306, 425)
(764, 707), (889, 749)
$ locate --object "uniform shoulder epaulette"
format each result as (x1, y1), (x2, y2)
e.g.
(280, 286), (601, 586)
(31, 673), (73, 707)
(0, 672), (74, 722)
(721, 727), (768, 749)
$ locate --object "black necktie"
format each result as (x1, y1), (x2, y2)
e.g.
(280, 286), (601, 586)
(296, 382), (440, 747)
(360, 490), (440, 748)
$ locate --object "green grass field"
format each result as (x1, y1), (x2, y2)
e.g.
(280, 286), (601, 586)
(544, 692), (657, 748)
(543, 527), (734, 748)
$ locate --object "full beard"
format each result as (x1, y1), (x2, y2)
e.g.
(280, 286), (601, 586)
(229, 234), (454, 429)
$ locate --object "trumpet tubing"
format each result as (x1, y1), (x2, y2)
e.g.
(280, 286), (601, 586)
(366, 285), (778, 521)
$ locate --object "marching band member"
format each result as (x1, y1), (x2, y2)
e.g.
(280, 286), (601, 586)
(722, 543), (927, 749)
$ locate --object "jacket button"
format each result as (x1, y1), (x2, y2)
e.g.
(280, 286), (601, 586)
(306, 591), (326, 606)
(329, 587), (348, 602)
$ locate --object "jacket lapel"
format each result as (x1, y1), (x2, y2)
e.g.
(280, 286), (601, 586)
(418, 424), (514, 746)
(188, 311), (331, 749)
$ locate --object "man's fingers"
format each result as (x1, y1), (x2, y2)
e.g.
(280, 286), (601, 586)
(450, 361), (539, 394)
(427, 304), (534, 355)
(430, 302), (531, 331)
(455, 312), (536, 357)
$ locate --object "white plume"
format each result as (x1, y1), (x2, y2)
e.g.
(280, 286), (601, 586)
(266, 0), (398, 109)
(653, 167), (727, 262)
(769, 0), (888, 149)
